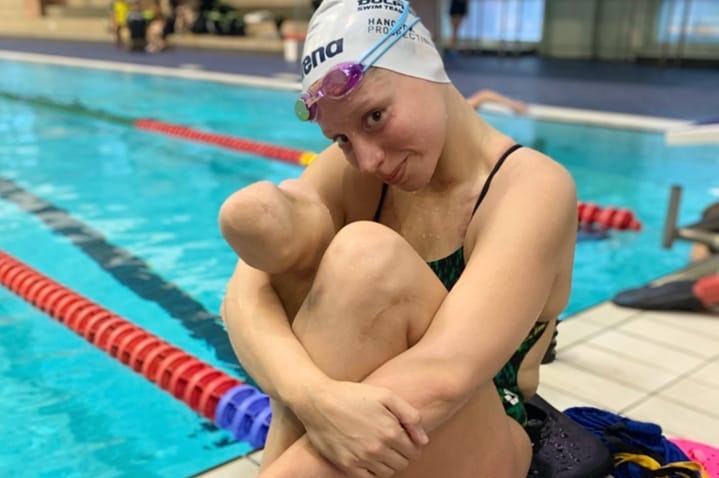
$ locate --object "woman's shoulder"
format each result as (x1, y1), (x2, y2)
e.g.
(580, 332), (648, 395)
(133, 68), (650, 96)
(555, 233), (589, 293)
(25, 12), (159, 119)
(478, 145), (576, 227)
(508, 146), (575, 197)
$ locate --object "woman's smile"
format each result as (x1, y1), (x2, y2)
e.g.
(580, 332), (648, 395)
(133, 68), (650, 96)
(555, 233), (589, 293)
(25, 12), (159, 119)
(384, 158), (407, 185)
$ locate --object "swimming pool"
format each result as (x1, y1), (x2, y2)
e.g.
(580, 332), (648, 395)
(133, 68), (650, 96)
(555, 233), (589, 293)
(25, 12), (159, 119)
(1, 57), (718, 476)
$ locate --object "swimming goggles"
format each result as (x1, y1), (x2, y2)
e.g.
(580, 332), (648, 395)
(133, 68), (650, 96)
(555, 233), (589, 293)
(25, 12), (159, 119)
(294, 1), (421, 121)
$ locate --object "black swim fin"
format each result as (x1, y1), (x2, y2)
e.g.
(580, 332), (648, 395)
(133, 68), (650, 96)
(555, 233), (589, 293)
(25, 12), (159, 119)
(612, 280), (704, 311)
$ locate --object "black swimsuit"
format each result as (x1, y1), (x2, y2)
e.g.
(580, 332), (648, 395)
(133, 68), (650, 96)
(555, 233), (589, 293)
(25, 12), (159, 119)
(373, 144), (547, 426)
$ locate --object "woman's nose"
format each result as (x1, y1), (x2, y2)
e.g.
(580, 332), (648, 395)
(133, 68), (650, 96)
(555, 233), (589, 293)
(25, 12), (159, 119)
(353, 138), (385, 175)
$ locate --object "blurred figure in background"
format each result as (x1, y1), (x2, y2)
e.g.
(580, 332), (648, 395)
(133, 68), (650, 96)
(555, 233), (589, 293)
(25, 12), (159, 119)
(110, 0), (129, 49)
(448, 0), (467, 51)
(144, 0), (167, 52)
(126, 0), (148, 51)
(467, 89), (528, 115)
(690, 202), (719, 262)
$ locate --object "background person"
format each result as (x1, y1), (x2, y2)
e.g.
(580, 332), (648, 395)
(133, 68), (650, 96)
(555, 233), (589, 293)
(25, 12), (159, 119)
(690, 202), (719, 262)
(467, 88), (528, 115)
(144, 0), (167, 52)
(125, 0), (147, 51)
(448, 0), (468, 51)
(109, 0), (129, 49)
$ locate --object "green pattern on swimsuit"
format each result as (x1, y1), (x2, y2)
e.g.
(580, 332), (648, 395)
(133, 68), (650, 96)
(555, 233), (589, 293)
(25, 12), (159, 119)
(428, 248), (465, 291)
(493, 321), (549, 426)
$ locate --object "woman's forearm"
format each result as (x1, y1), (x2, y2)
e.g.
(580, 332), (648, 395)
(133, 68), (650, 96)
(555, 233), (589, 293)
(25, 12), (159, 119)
(222, 265), (328, 404)
(255, 358), (467, 478)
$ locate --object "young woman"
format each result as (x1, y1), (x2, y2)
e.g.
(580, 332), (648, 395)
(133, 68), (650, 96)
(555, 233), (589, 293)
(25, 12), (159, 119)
(219, 1), (577, 477)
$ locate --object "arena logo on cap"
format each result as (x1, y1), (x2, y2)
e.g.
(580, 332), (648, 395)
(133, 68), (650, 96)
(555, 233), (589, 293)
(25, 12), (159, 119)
(301, 38), (344, 76)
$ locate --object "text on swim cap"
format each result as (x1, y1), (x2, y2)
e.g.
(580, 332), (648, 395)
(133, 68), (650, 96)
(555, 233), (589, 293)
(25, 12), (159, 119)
(302, 39), (344, 76)
(357, 0), (409, 15)
(366, 18), (432, 46)
(357, 0), (404, 8)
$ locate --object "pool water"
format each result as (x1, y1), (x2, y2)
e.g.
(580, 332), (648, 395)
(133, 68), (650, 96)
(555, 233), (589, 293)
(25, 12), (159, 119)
(485, 113), (719, 318)
(1, 58), (718, 476)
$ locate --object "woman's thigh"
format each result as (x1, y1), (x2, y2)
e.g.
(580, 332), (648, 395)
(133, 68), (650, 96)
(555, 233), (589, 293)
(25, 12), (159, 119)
(291, 220), (447, 379)
(397, 384), (532, 478)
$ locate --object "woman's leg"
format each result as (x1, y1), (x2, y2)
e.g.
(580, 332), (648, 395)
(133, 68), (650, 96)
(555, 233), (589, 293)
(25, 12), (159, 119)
(263, 221), (531, 477)
(260, 220), (442, 464)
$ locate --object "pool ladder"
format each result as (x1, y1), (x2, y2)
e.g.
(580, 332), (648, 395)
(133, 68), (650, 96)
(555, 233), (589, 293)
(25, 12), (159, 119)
(662, 185), (719, 251)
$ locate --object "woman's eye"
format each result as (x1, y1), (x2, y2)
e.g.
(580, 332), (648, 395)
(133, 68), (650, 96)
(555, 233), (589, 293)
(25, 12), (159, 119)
(334, 134), (349, 148)
(367, 110), (383, 126)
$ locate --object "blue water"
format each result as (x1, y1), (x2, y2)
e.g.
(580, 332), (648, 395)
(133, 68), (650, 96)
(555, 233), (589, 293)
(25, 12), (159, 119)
(1, 58), (718, 476)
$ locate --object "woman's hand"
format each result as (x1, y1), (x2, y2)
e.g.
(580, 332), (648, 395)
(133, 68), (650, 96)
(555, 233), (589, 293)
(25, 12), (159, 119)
(293, 380), (429, 477)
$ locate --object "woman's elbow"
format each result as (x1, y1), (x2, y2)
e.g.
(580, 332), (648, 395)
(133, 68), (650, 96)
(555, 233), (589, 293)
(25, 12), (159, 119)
(218, 182), (275, 244)
(424, 361), (481, 410)
(218, 184), (297, 271)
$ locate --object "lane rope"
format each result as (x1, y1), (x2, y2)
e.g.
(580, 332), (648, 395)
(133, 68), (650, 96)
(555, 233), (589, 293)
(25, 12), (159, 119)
(0, 250), (272, 448)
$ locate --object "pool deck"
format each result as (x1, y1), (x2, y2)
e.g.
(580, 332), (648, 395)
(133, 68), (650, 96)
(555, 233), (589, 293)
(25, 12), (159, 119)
(1, 32), (718, 478)
(1, 34), (718, 122)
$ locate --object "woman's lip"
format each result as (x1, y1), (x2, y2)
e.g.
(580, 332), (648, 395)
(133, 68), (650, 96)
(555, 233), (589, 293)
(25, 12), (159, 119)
(384, 160), (406, 185)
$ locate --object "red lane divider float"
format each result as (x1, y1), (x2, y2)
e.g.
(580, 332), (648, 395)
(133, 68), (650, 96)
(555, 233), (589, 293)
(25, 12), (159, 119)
(0, 250), (271, 448)
(578, 201), (642, 231)
(135, 119), (317, 167)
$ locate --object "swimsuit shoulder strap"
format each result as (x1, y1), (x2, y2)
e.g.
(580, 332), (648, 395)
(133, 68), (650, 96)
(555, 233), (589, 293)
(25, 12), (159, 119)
(373, 183), (389, 222)
(472, 143), (522, 213)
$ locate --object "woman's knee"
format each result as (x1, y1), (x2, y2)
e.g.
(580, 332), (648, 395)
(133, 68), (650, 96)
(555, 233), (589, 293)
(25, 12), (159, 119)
(319, 221), (414, 297)
(296, 222), (425, 331)
(294, 221), (443, 346)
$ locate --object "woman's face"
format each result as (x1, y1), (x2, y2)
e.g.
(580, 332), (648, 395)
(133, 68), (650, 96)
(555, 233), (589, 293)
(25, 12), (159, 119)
(315, 68), (447, 191)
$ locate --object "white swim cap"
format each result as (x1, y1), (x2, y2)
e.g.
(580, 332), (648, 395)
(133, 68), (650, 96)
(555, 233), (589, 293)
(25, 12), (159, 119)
(300, 0), (449, 92)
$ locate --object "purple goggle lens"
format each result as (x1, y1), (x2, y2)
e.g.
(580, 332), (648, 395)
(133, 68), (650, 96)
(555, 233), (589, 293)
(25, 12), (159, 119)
(294, 63), (364, 121)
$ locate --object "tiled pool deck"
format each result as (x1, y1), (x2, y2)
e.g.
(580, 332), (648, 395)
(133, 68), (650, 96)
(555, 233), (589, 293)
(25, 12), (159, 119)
(1, 27), (718, 478)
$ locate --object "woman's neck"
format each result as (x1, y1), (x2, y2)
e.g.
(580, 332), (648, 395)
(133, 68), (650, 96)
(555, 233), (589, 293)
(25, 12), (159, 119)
(427, 87), (510, 194)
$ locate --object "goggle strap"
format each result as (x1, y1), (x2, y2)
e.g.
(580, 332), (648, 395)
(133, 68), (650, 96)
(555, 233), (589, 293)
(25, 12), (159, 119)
(357, 0), (411, 68)
(361, 16), (421, 72)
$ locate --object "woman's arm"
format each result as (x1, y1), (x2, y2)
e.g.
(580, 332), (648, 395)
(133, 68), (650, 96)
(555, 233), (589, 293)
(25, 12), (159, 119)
(221, 262), (324, 402)
(467, 89), (528, 114)
(219, 148), (427, 471)
(218, 177), (336, 399)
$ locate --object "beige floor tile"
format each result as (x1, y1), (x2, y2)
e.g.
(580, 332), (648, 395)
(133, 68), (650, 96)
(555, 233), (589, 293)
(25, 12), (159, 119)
(692, 358), (719, 387)
(247, 450), (264, 466)
(625, 395), (719, 447)
(661, 375), (719, 419)
(587, 329), (705, 374)
(556, 343), (678, 392)
(555, 318), (607, 351)
(194, 457), (259, 478)
(643, 311), (719, 340)
(536, 383), (607, 411)
(572, 302), (641, 328)
(617, 315), (719, 358)
(540, 359), (646, 411)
